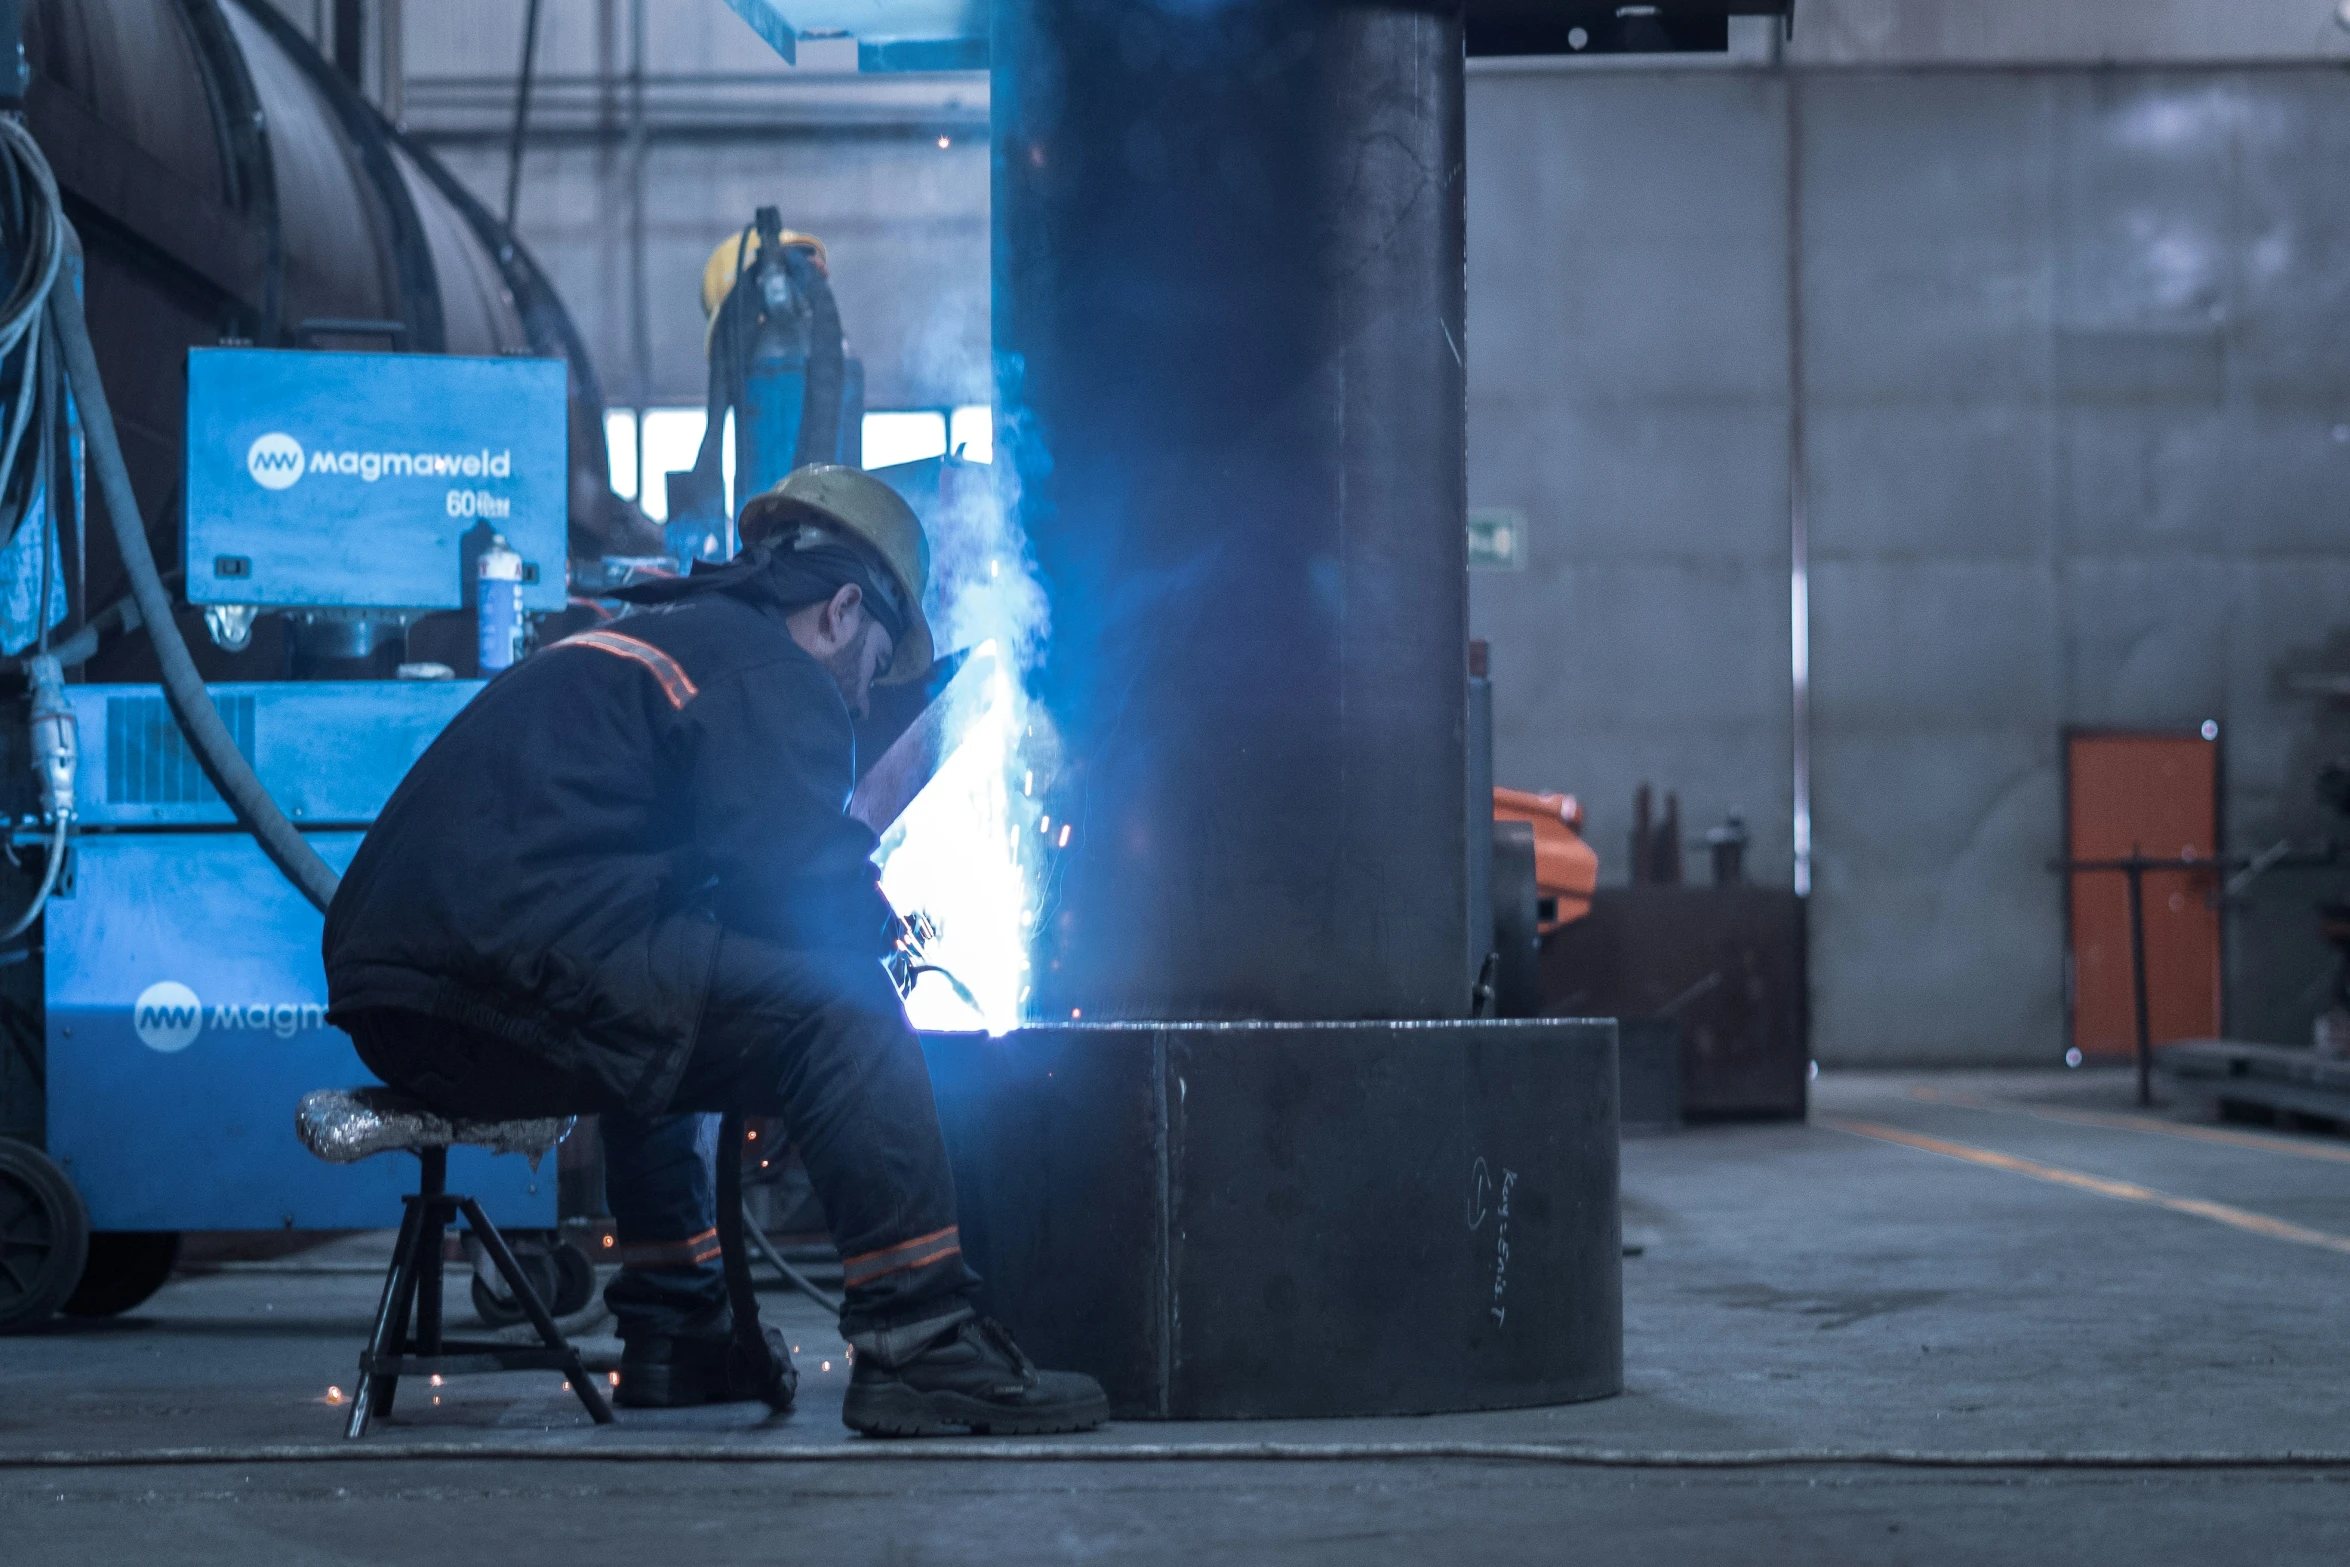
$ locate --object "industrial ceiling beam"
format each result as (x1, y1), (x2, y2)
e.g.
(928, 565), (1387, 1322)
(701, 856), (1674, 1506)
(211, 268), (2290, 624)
(720, 1), (1793, 70)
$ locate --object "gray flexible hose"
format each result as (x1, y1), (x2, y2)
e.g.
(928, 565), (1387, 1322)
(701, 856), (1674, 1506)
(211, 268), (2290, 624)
(47, 226), (341, 913)
(0, 816), (67, 942)
(2, 1442), (2347, 1471)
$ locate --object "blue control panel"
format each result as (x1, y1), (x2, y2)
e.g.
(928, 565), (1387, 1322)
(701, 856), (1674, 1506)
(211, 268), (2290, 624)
(67, 680), (482, 828)
(183, 348), (568, 614)
(44, 833), (556, 1231)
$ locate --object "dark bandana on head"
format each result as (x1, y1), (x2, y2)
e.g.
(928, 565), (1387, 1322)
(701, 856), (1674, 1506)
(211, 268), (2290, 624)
(612, 524), (909, 645)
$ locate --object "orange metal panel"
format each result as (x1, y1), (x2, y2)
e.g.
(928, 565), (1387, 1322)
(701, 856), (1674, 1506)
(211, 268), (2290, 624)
(1494, 787), (1600, 929)
(2065, 734), (2222, 1057)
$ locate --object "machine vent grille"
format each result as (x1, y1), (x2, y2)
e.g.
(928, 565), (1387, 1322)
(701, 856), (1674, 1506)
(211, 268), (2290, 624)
(105, 696), (257, 805)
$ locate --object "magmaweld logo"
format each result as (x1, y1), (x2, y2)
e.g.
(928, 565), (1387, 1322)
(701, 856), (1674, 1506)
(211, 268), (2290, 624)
(133, 980), (325, 1053)
(240, 433), (512, 487)
(133, 981), (204, 1052)
(246, 432), (306, 491)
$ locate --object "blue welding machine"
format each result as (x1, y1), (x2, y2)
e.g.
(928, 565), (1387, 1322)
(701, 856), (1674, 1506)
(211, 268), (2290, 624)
(41, 349), (574, 1236)
(184, 348), (568, 617)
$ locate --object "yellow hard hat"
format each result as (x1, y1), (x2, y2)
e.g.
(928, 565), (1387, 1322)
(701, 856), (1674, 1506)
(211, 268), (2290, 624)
(739, 464), (933, 685)
(700, 227), (828, 320)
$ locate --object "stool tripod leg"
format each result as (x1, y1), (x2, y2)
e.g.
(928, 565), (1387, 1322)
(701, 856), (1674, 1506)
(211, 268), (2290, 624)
(374, 1195), (439, 1427)
(347, 1193), (428, 1439)
(413, 1149), (449, 1357)
(462, 1197), (615, 1425)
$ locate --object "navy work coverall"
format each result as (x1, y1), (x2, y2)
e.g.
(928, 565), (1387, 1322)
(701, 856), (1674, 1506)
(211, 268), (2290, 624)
(322, 585), (977, 1357)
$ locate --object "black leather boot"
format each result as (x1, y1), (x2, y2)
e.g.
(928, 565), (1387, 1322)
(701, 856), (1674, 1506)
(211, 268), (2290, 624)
(617, 1324), (797, 1410)
(841, 1316), (1106, 1436)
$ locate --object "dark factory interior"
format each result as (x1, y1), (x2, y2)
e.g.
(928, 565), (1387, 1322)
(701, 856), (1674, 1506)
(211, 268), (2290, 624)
(1, 3), (2346, 1562)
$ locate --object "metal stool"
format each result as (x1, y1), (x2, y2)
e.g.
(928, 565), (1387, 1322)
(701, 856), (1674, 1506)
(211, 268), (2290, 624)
(295, 1087), (617, 1438)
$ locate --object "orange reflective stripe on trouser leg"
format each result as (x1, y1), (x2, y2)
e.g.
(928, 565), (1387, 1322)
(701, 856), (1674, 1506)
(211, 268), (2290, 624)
(612, 1227), (722, 1268)
(556, 629), (700, 711)
(839, 1225), (963, 1289)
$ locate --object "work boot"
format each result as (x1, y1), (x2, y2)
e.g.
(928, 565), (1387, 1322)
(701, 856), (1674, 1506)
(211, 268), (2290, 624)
(617, 1324), (797, 1410)
(841, 1316), (1107, 1437)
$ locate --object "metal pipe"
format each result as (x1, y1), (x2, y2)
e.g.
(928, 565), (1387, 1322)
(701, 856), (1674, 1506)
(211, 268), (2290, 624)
(995, 0), (1470, 1021)
(2125, 850), (2152, 1107)
(1786, 73), (1812, 899)
(626, 0), (650, 493)
(378, 0), (404, 124)
(333, 0), (362, 86)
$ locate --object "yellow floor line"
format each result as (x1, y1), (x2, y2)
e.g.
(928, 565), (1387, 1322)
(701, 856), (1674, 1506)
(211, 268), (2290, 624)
(1907, 1087), (2350, 1167)
(1819, 1117), (2350, 1258)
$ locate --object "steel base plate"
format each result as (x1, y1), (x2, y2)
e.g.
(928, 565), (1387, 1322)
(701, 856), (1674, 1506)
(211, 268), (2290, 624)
(920, 1019), (1622, 1419)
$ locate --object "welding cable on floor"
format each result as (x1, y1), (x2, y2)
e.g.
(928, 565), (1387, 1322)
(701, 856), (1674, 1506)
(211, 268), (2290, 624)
(4, 1443), (2350, 1472)
(46, 217), (340, 913)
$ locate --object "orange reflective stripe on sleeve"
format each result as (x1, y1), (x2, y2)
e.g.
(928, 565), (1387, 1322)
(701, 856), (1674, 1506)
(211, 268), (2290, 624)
(556, 628), (700, 710)
(839, 1225), (963, 1288)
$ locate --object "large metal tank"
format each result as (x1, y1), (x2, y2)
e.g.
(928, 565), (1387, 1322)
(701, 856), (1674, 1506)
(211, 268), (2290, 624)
(21, 0), (651, 678)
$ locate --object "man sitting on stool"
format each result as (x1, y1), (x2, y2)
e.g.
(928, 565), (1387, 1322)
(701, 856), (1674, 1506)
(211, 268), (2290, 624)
(323, 464), (1106, 1436)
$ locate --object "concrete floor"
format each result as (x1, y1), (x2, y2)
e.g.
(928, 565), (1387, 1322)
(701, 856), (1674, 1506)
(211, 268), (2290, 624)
(4, 1069), (2347, 1562)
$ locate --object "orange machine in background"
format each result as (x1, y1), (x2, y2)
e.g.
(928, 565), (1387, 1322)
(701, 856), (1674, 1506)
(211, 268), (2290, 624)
(1494, 788), (1599, 931)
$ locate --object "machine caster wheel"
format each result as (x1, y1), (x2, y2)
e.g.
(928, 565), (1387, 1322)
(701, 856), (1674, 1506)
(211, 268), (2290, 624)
(550, 1241), (597, 1316)
(471, 1247), (562, 1328)
(63, 1232), (183, 1318)
(0, 1138), (91, 1334)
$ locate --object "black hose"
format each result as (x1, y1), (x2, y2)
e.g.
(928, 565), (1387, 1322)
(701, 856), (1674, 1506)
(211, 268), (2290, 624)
(715, 1111), (794, 1410)
(11, 590), (141, 673)
(47, 226), (342, 914)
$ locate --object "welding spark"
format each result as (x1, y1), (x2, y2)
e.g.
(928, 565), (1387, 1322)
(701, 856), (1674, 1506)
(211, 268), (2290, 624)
(867, 436), (1052, 1035)
(876, 645), (1033, 1033)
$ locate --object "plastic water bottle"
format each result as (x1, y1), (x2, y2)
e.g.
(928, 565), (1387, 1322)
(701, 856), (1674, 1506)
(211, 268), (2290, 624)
(477, 534), (525, 672)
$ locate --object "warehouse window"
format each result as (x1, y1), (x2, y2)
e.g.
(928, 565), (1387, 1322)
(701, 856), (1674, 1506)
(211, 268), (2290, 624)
(863, 411), (947, 469)
(606, 406), (992, 522)
(948, 405), (993, 465)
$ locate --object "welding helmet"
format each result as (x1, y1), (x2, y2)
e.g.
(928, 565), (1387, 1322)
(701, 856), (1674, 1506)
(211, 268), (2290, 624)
(739, 464), (934, 686)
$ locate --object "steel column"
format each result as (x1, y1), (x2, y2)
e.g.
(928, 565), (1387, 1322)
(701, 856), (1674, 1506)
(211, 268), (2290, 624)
(994, 0), (1471, 1022)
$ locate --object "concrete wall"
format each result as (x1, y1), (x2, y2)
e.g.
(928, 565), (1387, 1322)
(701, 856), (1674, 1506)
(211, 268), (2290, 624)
(1468, 60), (2350, 1064)
(1786, 1), (2350, 66)
(1465, 72), (1795, 892)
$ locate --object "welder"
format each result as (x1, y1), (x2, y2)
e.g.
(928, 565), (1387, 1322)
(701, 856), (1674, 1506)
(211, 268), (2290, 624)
(321, 463), (1107, 1436)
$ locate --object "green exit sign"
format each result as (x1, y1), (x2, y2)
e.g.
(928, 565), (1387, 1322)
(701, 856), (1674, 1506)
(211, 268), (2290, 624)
(1469, 507), (1527, 571)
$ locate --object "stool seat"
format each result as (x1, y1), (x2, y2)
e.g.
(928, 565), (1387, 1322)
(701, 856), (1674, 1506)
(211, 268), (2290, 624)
(296, 1086), (571, 1168)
